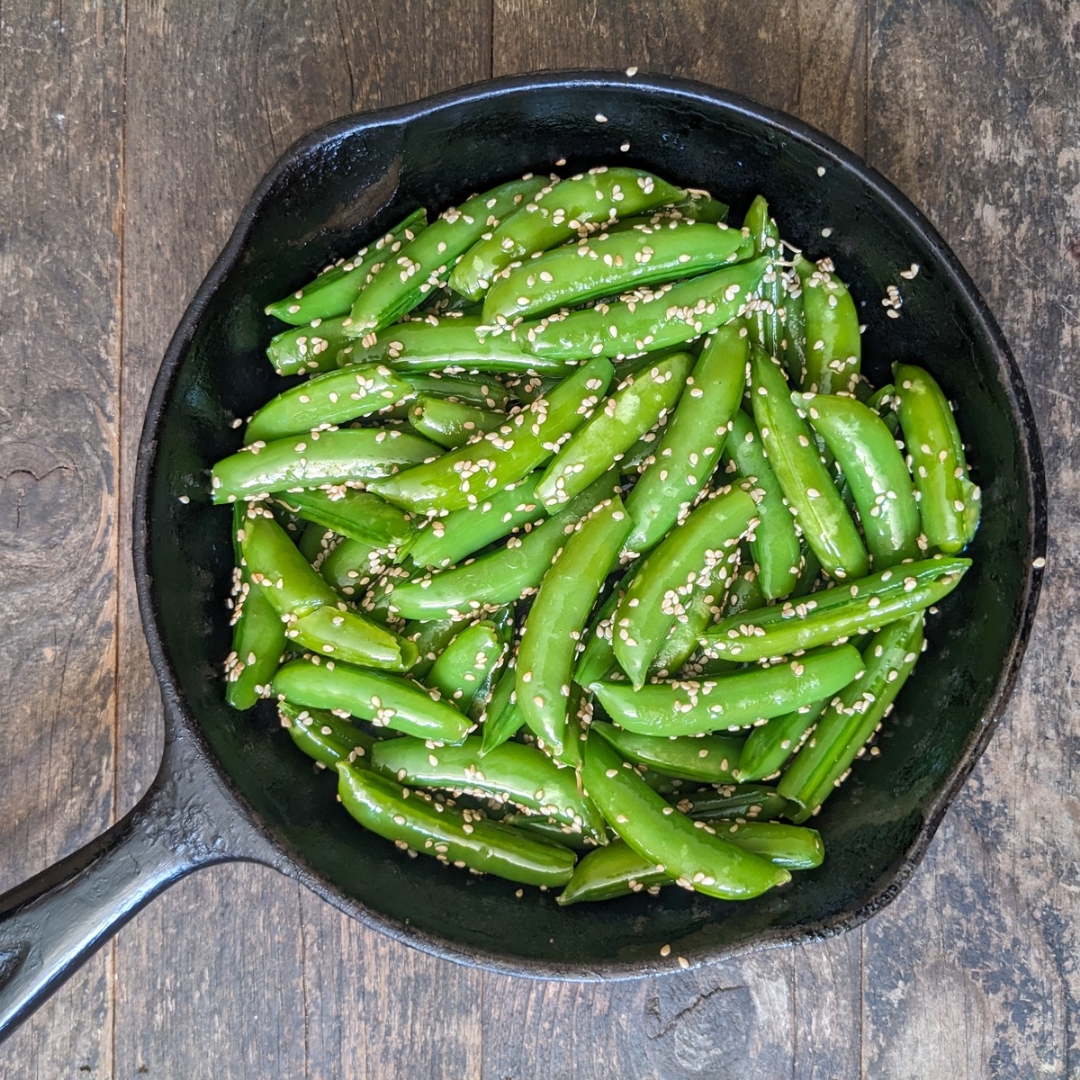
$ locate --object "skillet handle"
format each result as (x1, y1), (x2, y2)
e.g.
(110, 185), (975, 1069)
(0, 729), (263, 1043)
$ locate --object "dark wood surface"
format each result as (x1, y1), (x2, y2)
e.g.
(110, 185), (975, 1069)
(0, 2), (1074, 1076)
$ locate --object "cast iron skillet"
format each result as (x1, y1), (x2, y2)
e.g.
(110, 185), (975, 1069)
(0, 71), (1047, 1040)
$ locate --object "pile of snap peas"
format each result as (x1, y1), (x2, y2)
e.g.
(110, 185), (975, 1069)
(213, 165), (980, 906)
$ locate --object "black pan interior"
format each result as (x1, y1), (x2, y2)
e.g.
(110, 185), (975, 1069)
(139, 74), (1043, 977)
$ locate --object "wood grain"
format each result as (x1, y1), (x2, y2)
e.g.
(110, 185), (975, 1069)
(1, 0), (1078, 1076)
(0, 1), (124, 1074)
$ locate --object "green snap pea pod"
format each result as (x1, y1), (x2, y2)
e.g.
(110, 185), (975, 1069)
(675, 784), (791, 822)
(721, 408), (802, 600)
(685, 552), (765, 678)
(211, 428), (441, 504)
(479, 664), (526, 755)
(224, 506), (287, 709)
(402, 616), (464, 682)
(592, 644), (862, 737)
(535, 351), (693, 508)
(450, 167), (687, 300)
(319, 537), (384, 596)
(502, 814), (598, 852)
(469, 604), (517, 720)
(274, 656), (472, 743)
(613, 487), (755, 688)
(779, 612), (924, 822)
(742, 195), (784, 356)
(610, 192), (730, 231)
(266, 210), (427, 325)
(557, 819), (823, 904)
(370, 736), (605, 840)
(777, 261), (809, 386)
(893, 363), (981, 553)
(618, 415), (669, 474)
(272, 488), (415, 559)
(624, 326), (747, 553)
(797, 392), (920, 569)
(408, 473), (547, 569)
(426, 620), (503, 713)
(513, 257), (768, 362)
(336, 762), (575, 888)
(267, 316), (356, 377)
(348, 176), (548, 334)
(647, 570), (724, 680)
(483, 220), (754, 323)
(389, 472), (620, 620)
(298, 521), (336, 564)
(279, 701), (376, 768)
(581, 734), (790, 900)
(408, 395), (506, 449)
(337, 316), (575, 376)
(367, 355), (614, 514)
(793, 255), (861, 394)
(591, 721), (743, 784)
(288, 604), (419, 671)
(517, 496), (634, 758)
(700, 556), (969, 661)
(791, 542), (823, 598)
(736, 699), (829, 782)
(866, 384), (902, 442)
(399, 371), (512, 411)
(572, 586), (624, 688)
(245, 364), (414, 445)
(750, 347), (869, 580)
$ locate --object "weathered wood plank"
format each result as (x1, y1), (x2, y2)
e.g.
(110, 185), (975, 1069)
(112, 3), (491, 1078)
(0, 2), (124, 1075)
(862, 1), (1080, 1075)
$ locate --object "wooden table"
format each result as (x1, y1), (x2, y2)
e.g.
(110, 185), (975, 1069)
(1, 2), (1074, 1076)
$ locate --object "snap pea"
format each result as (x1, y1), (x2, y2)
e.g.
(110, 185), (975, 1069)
(591, 721), (742, 784)
(742, 195), (784, 357)
(777, 260), (809, 386)
(581, 734), (790, 900)
(267, 316), (356, 377)
(592, 644), (862, 737)
(318, 536), (384, 596)
(336, 762), (576, 888)
(388, 472), (619, 621)
(750, 346), (869, 580)
(426, 620), (504, 713)
(700, 556), (969, 661)
(502, 814), (598, 852)
(403, 616), (463, 681)
(288, 604), (420, 672)
(736, 699), (829, 782)
(211, 428), (441, 504)
(535, 351), (693, 508)
(647, 570), (723, 680)
(779, 612), (924, 821)
(612, 487), (756, 688)
(366, 355), (614, 514)
(224, 505), (287, 709)
(483, 219), (754, 323)
(266, 208), (427, 325)
(348, 176), (548, 334)
(245, 364), (413, 445)
(557, 820), (823, 904)
(794, 255), (861, 395)
(797, 391), (920, 568)
(370, 736), (605, 840)
(893, 363), (981, 553)
(624, 325), (747, 553)
(479, 664), (526, 755)
(399, 370), (512, 411)
(517, 496), (634, 758)
(408, 395), (506, 449)
(298, 521), (336, 565)
(274, 656), (472, 743)
(279, 701), (376, 768)
(407, 473), (547, 570)
(449, 167), (687, 300)
(722, 407), (802, 600)
(337, 315), (575, 376)
(675, 784), (792, 822)
(572, 586), (624, 689)
(513, 257), (769, 362)
(272, 488), (415, 558)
